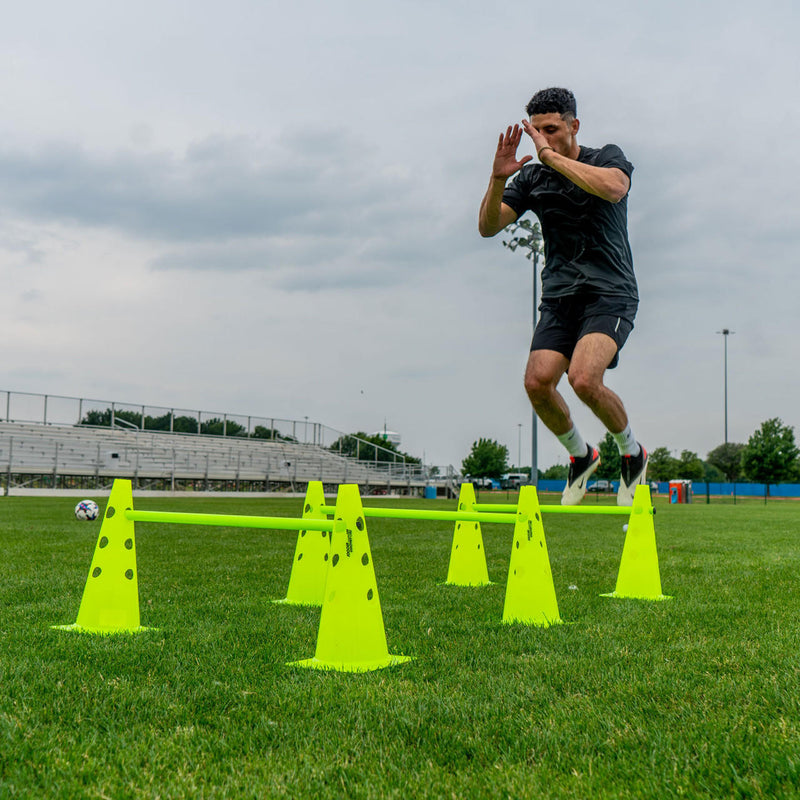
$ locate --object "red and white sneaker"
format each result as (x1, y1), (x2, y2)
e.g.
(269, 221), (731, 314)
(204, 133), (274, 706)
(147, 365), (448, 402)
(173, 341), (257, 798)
(562, 445), (601, 506)
(618, 445), (648, 506)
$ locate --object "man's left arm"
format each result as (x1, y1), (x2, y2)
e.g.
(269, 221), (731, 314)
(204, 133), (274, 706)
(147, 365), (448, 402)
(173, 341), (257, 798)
(539, 152), (629, 203)
(522, 120), (630, 203)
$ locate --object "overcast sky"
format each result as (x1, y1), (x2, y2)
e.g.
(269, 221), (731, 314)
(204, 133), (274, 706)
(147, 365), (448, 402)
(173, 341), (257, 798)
(1, 0), (798, 470)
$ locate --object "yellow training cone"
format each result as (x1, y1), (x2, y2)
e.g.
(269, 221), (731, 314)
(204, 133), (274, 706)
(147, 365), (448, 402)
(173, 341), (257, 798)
(444, 482), (491, 586)
(502, 485), (562, 627)
(288, 484), (411, 672)
(601, 485), (672, 601)
(53, 479), (153, 634)
(274, 481), (330, 606)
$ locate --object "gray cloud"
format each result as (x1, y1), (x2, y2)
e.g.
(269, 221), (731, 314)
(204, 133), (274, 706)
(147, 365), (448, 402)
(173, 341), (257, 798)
(0, 130), (417, 243)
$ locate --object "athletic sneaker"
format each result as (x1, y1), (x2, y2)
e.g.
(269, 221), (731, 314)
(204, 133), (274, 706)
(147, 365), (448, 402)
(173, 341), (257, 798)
(618, 445), (648, 506)
(562, 445), (601, 506)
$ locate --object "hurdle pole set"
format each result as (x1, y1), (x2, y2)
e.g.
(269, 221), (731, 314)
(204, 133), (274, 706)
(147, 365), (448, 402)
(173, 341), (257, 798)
(53, 478), (670, 673)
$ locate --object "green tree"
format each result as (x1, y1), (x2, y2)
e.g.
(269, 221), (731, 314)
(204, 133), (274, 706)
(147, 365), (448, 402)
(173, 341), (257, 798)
(144, 413), (173, 431)
(595, 432), (621, 480)
(706, 442), (745, 481)
(329, 432), (421, 465)
(462, 438), (509, 480)
(648, 447), (679, 481)
(676, 450), (705, 481)
(253, 425), (297, 442)
(80, 407), (291, 438)
(79, 408), (141, 429)
(542, 464), (568, 480)
(80, 409), (112, 427)
(703, 461), (726, 482)
(742, 418), (800, 487)
(200, 417), (247, 437)
(172, 415), (201, 433)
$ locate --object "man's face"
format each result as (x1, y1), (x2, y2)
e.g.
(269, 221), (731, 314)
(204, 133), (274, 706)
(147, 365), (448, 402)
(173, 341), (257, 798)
(529, 112), (580, 156)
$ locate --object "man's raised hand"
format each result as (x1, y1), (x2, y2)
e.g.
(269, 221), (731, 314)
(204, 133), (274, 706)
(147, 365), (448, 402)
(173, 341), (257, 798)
(492, 124), (533, 180)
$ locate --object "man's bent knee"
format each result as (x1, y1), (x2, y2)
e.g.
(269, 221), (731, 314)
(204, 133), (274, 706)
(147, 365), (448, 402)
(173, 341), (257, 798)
(568, 370), (604, 406)
(524, 373), (552, 404)
(525, 350), (568, 401)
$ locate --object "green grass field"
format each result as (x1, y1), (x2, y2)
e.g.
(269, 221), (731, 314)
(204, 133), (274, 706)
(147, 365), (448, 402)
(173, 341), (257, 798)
(1, 492), (799, 799)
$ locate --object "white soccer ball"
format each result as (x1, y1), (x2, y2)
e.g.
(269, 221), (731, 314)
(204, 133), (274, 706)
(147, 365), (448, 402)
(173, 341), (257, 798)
(75, 499), (100, 521)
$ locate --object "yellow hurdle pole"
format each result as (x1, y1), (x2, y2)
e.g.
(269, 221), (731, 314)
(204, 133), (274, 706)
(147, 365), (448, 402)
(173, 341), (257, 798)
(317, 505), (517, 525)
(472, 503), (644, 516)
(125, 510), (334, 532)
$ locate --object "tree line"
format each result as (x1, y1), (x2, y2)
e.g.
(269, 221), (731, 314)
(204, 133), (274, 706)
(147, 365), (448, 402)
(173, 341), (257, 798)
(80, 410), (422, 465)
(79, 408), (295, 441)
(328, 432), (421, 465)
(463, 418), (800, 485)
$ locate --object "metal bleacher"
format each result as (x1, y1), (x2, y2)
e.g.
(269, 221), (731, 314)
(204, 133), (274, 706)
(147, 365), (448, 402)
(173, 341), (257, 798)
(0, 421), (428, 495)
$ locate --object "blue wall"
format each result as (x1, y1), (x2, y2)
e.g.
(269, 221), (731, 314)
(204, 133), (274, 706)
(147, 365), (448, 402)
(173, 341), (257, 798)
(689, 482), (800, 498)
(535, 479), (800, 497)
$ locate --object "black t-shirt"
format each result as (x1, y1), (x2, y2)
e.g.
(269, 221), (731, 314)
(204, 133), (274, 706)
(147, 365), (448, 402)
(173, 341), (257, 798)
(502, 144), (638, 301)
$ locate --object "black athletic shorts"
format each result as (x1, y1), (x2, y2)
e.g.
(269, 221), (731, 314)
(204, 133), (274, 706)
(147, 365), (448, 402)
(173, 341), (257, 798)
(531, 293), (638, 369)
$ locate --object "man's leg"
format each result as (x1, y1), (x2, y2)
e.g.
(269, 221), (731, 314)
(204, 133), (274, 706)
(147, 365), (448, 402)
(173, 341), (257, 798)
(523, 349), (571, 435)
(567, 333), (648, 505)
(566, 333), (628, 432)
(524, 349), (600, 505)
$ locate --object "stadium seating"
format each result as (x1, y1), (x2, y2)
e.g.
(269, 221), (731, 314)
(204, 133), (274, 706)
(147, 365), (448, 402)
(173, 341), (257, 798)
(0, 422), (426, 493)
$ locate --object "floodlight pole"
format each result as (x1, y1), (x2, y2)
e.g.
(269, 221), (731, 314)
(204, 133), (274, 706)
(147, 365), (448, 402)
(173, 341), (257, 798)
(502, 219), (542, 487)
(531, 249), (539, 486)
(717, 328), (734, 443)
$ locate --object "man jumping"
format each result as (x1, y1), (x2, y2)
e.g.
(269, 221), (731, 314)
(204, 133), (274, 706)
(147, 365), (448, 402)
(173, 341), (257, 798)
(478, 87), (647, 506)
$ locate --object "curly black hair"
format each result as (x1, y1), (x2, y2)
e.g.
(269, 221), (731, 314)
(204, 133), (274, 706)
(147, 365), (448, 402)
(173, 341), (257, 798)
(525, 88), (577, 119)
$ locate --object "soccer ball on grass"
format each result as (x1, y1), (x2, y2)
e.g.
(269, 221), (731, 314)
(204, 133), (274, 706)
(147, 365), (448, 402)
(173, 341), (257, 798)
(75, 499), (100, 521)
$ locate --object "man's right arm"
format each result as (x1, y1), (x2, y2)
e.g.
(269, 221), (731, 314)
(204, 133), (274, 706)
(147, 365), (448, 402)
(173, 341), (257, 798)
(479, 177), (518, 238)
(478, 124), (529, 237)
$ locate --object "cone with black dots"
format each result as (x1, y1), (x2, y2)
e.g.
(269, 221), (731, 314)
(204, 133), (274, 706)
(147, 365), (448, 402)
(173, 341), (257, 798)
(288, 483), (410, 672)
(502, 485), (562, 627)
(444, 482), (491, 586)
(53, 479), (152, 634)
(275, 480), (331, 606)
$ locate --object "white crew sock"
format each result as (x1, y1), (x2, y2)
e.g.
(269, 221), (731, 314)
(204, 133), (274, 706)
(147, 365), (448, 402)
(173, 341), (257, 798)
(557, 427), (589, 458)
(612, 424), (641, 456)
